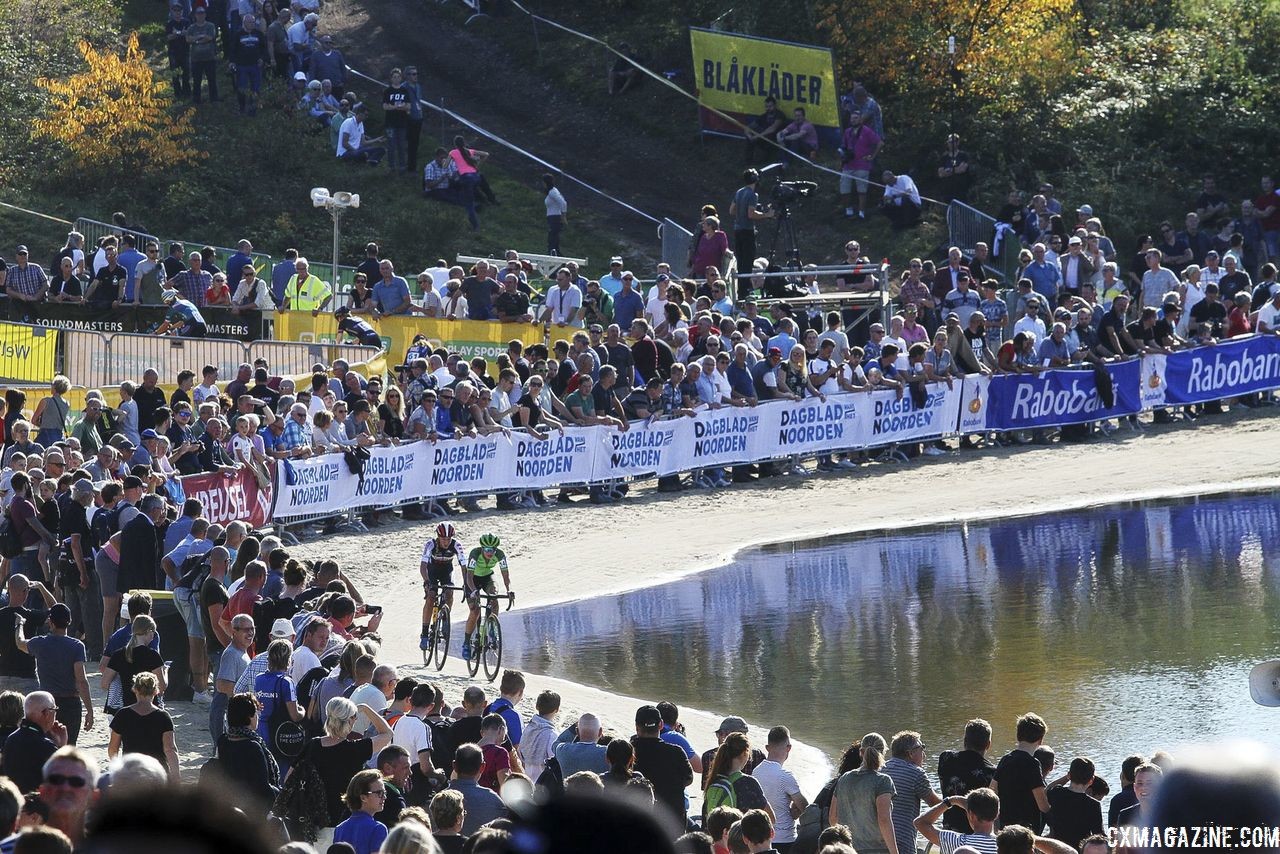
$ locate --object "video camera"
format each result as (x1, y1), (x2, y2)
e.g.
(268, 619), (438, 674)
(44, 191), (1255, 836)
(770, 180), (818, 205)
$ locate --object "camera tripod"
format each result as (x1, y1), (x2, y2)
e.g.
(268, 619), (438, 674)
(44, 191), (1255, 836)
(765, 205), (803, 272)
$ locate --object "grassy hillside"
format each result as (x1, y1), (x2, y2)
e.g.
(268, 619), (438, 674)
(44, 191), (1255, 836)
(0, 0), (629, 278)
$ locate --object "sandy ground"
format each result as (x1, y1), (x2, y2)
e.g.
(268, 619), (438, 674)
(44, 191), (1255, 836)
(51, 406), (1280, 799)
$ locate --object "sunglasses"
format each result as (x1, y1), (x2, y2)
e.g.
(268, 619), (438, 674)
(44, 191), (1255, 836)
(45, 774), (86, 788)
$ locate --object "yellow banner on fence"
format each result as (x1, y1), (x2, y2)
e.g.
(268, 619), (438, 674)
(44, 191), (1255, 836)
(689, 27), (839, 128)
(273, 313), (544, 371)
(0, 323), (59, 383)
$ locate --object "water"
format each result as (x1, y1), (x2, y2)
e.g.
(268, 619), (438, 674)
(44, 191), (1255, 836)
(505, 492), (1280, 790)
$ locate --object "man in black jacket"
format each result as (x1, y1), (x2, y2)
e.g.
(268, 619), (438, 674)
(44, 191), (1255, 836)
(631, 705), (693, 829)
(117, 494), (166, 593)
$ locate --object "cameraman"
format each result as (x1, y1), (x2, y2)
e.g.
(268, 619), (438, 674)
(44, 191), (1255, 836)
(729, 168), (776, 272)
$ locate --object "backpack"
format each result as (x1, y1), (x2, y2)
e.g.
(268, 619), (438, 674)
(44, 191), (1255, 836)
(426, 716), (456, 772)
(0, 512), (24, 559)
(792, 801), (826, 854)
(176, 552), (212, 590)
(704, 776), (737, 817)
(263, 674), (306, 759)
(90, 503), (125, 551)
(270, 749), (329, 843)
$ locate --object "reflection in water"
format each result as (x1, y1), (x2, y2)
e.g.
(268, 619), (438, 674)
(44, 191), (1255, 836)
(507, 494), (1280, 787)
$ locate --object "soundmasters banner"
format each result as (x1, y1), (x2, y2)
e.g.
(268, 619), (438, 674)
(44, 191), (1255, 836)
(269, 337), (1280, 521)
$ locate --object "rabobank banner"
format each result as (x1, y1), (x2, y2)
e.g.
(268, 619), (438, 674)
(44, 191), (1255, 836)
(270, 341), (1280, 521)
(984, 361), (1141, 430)
(1158, 335), (1280, 404)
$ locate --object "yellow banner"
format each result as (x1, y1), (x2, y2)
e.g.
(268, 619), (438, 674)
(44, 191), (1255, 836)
(0, 323), (59, 383)
(273, 313), (544, 372)
(690, 28), (839, 127)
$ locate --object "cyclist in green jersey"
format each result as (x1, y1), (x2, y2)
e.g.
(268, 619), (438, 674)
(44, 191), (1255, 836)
(462, 533), (513, 661)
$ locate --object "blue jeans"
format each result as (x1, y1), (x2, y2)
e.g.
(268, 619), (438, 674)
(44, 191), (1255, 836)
(36, 428), (63, 447)
(341, 146), (385, 166)
(10, 550), (42, 584)
(210, 690), (228, 744)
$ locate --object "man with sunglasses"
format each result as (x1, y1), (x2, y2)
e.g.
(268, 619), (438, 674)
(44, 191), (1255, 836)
(37, 748), (96, 849)
(1, 692), (66, 792)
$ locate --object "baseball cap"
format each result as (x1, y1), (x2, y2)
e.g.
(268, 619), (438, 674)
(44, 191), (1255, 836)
(635, 705), (662, 729)
(610, 256), (623, 266)
(655, 273), (670, 283)
(270, 618), (296, 639)
(293, 71), (306, 81)
(140, 429), (159, 440)
(15, 245), (27, 254)
(1077, 204), (1093, 215)
(716, 716), (749, 735)
(946, 311), (960, 321)
(1068, 235), (1083, 245)
(768, 347), (782, 356)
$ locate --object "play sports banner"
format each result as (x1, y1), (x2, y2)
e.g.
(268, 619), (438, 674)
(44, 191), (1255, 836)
(274, 311), (542, 372)
(0, 323), (58, 383)
(689, 27), (839, 138)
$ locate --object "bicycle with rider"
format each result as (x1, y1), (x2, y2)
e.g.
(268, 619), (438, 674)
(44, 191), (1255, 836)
(420, 522), (465, 649)
(462, 533), (513, 661)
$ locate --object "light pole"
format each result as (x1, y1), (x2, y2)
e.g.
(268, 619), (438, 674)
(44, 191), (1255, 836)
(310, 187), (361, 293)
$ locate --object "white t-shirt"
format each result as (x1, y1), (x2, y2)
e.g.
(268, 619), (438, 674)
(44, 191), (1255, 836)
(752, 759), (802, 842)
(884, 335), (910, 370)
(194, 383), (220, 405)
(1257, 301), (1280, 333)
(1013, 315), (1046, 342)
(492, 387), (513, 428)
(645, 296), (668, 326)
(290, 645), (322, 685)
(392, 712), (432, 765)
(841, 362), (867, 388)
(425, 266), (450, 291)
(336, 116), (364, 157)
(230, 434), (255, 465)
(546, 284), (583, 324)
(809, 357), (840, 395)
(350, 683), (388, 736)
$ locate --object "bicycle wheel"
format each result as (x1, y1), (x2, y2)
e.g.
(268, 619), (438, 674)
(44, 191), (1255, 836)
(465, 626), (481, 677)
(482, 614), (503, 681)
(432, 605), (451, 671)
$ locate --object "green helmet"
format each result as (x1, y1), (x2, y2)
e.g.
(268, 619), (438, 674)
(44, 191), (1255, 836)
(479, 534), (500, 550)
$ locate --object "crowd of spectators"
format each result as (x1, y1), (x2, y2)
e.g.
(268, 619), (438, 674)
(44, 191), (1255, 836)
(0, 642), (1272, 854)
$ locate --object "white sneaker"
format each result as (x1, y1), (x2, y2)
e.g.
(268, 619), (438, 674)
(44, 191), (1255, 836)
(922, 446), (946, 457)
(790, 464), (810, 476)
(835, 459), (859, 470)
(192, 690), (213, 705)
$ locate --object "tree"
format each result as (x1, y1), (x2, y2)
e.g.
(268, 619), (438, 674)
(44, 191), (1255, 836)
(32, 32), (205, 175)
(816, 0), (1081, 117)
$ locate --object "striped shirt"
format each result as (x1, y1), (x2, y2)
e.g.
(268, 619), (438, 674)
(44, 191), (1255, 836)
(885, 757), (934, 854)
(939, 829), (998, 854)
